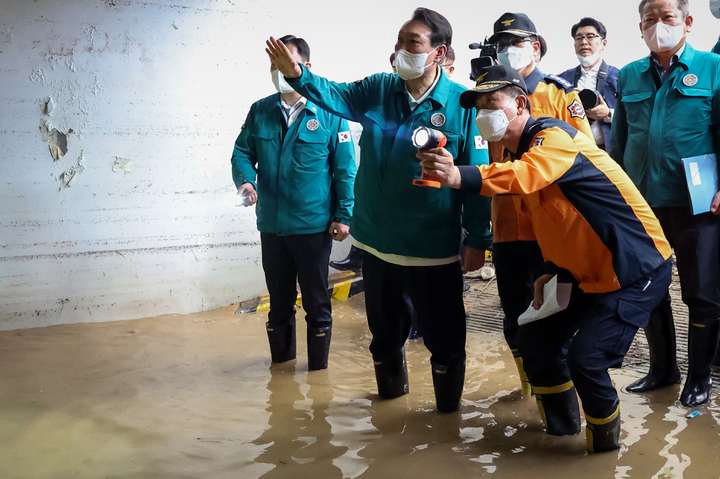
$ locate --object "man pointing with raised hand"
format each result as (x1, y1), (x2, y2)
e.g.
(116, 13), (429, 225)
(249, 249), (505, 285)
(266, 8), (492, 413)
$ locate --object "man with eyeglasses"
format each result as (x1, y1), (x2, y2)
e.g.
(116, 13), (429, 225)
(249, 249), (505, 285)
(559, 18), (619, 151)
(484, 12), (594, 400)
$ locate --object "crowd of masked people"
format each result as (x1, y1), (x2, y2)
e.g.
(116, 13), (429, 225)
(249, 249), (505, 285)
(231, 0), (720, 453)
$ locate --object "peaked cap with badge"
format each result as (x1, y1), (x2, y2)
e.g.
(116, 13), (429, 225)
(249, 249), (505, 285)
(459, 65), (528, 109)
(488, 13), (537, 44)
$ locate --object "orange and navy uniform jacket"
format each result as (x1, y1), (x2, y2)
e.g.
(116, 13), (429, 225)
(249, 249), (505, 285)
(490, 68), (595, 244)
(460, 116), (672, 294)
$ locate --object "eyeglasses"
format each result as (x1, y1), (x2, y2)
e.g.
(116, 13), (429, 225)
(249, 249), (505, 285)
(495, 38), (531, 52)
(574, 33), (602, 43)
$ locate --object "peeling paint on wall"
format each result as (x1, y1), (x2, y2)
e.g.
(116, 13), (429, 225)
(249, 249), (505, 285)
(41, 97), (56, 116)
(58, 150), (86, 189)
(39, 119), (69, 161)
(112, 156), (132, 174)
(30, 65), (48, 85)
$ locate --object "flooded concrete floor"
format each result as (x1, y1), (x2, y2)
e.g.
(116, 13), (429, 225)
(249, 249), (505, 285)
(1, 291), (720, 478)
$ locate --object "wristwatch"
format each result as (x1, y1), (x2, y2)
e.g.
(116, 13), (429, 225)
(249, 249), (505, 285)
(602, 109), (614, 123)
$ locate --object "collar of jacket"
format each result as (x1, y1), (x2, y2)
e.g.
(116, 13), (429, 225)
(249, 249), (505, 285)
(513, 116), (542, 158)
(271, 93), (318, 116)
(524, 67), (543, 95)
(394, 66), (451, 110)
(639, 42), (695, 73)
(574, 60), (608, 84)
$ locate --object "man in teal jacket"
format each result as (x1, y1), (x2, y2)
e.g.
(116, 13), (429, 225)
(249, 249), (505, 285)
(267, 8), (492, 413)
(610, 0), (720, 407)
(232, 35), (357, 371)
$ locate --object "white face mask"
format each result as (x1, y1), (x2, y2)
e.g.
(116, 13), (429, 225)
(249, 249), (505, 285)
(643, 22), (686, 52)
(474, 99), (518, 142)
(394, 47), (437, 80)
(577, 50), (601, 68)
(272, 69), (295, 94)
(497, 45), (534, 73)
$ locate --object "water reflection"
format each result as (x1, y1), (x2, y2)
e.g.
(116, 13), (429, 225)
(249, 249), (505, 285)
(1, 299), (719, 478)
(253, 365), (345, 478)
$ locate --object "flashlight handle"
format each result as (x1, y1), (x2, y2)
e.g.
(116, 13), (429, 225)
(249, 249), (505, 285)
(413, 172), (442, 188)
(413, 128), (445, 188)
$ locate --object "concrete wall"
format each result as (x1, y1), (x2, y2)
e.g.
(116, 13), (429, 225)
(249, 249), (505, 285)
(2, 0), (719, 330)
(0, 0), (358, 330)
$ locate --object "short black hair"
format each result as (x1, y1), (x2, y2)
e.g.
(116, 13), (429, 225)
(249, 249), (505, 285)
(571, 17), (607, 39)
(445, 45), (455, 62)
(638, 0), (689, 18)
(279, 35), (310, 62)
(410, 7), (453, 49)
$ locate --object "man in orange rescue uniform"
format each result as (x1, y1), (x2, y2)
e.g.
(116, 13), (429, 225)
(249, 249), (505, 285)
(486, 12), (595, 396)
(418, 65), (672, 453)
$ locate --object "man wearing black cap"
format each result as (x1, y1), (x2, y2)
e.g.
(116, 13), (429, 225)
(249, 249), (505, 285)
(484, 12), (595, 398)
(418, 64), (672, 453)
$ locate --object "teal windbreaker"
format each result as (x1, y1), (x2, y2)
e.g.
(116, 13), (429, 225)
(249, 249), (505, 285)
(287, 66), (491, 258)
(231, 93), (356, 235)
(610, 43), (720, 207)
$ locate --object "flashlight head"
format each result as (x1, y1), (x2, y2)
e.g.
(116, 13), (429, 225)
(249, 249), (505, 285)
(412, 126), (447, 150)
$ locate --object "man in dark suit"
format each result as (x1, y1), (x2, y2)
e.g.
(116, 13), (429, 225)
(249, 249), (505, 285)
(559, 17), (619, 151)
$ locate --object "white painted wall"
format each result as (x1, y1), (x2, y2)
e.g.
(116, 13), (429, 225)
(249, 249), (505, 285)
(1, 0), (719, 330)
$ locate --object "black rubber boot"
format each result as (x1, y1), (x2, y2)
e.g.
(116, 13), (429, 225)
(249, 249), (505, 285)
(329, 245), (364, 272)
(431, 358), (465, 413)
(586, 404), (621, 453)
(534, 383), (581, 436)
(266, 321), (296, 363)
(373, 348), (409, 399)
(626, 296), (681, 393)
(680, 321), (720, 407)
(307, 325), (332, 371)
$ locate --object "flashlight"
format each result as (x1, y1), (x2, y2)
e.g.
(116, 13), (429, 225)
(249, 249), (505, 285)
(412, 126), (447, 188)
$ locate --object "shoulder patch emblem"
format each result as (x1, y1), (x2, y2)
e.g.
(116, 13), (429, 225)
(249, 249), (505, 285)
(567, 99), (586, 120)
(683, 73), (698, 87)
(338, 131), (351, 143)
(431, 112), (446, 127)
(306, 119), (319, 131)
(474, 135), (488, 150)
(532, 137), (545, 147)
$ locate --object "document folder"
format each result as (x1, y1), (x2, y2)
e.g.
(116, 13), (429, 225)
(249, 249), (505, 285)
(682, 154), (718, 215)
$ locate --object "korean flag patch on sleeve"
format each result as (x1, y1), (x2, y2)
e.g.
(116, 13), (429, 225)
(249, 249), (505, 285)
(338, 131), (352, 143)
(474, 135), (488, 150)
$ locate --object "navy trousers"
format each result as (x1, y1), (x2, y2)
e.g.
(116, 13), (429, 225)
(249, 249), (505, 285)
(653, 208), (720, 325)
(493, 240), (545, 352)
(518, 259), (672, 419)
(260, 231), (333, 328)
(362, 252), (466, 367)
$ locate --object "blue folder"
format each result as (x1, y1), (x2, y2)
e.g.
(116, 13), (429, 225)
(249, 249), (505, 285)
(682, 154), (718, 215)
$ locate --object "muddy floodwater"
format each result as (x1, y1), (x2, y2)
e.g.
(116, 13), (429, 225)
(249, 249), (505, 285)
(1, 294), (719, 479)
